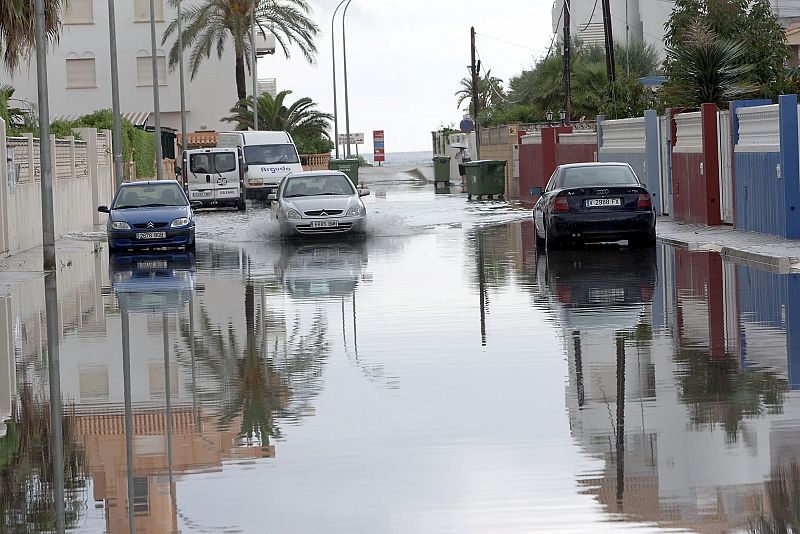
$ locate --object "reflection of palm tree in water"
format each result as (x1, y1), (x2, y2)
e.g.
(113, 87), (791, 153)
(177, 283), (331, 444)
(750, 462), (800, 533)
(0, 384), (87, 530)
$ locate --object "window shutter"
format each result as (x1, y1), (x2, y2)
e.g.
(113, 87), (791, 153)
(66, 58), (96, 88)
(134, 0), (164, 22)
(136, 56), (167, 86)
(64, 0), (93, 24)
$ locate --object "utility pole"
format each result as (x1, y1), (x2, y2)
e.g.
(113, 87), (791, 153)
(251, 0), (259, 131)
(563, 0), (572, 125)
(470, 26), (481, 160)
(601, 0), (617, 106)
(33, 0), (56, 271)
(149, 0), (164, 180)
(107, 0), (124, 188)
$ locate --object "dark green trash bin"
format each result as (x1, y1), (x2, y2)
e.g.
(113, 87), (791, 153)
(329, 158), (360, 186)
(464, 160), (506, 200)
(433, 156), (451, 183)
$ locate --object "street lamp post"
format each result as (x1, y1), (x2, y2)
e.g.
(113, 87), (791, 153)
(107, 0), (124, 187)
(546, 109), (554, 127)
(251, 0), (259, 131)
(559, 108), (567, 126)
(331, 0), (349, 160)
(342, 0), (354, 159)
(148, 0), (164, 180)
(177, 0), (188, 168)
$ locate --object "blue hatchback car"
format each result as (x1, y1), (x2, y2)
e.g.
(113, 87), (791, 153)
(98, 180), (200, 252)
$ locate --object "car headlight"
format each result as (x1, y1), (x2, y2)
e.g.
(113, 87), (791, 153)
(346, 205), (364, 217)
(111, 221), (130, 230)
(171, 217), (190, 228)
(284, 208), (302, 219)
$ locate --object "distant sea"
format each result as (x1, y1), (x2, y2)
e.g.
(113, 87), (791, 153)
(360, 151), (433, 167)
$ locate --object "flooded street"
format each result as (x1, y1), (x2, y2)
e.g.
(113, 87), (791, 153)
(2, 167), (799, 533)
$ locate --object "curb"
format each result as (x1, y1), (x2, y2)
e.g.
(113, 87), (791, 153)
(656, 234), (797, 274)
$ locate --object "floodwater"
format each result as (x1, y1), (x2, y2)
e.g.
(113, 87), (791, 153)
(1, 166), (799, 533)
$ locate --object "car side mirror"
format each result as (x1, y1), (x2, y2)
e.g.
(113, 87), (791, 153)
(243, 164), (249, 172)
(639, 183), (647, 190)
(267, 193), (277, 201)
(531, 187), (543, 196)
(190, 201), (202, 209)
(97, 205), (110, 213)
(175, 166), (182, 176)
(358, 189), (371, 197)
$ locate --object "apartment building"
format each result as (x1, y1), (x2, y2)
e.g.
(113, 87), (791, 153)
(4, 0), (247, 133)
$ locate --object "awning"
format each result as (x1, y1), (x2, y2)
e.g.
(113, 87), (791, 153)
(50, 111), (151, 127)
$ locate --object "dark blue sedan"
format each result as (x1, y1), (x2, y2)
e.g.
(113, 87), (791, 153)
(98, 180), (200, 252)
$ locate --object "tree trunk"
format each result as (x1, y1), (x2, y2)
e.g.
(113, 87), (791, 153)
(236, 53), (247, 101)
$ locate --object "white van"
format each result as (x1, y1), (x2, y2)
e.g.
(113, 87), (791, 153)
(217, 131), (303, 200)
(181, 147), (245, 210)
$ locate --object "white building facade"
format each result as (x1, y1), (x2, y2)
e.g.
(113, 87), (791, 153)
(2, 0), (248, 133)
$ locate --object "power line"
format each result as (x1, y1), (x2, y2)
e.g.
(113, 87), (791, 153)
(581, 0), (601, 31)
(475, 32), (542, 52)
(474, 45), (537, 106)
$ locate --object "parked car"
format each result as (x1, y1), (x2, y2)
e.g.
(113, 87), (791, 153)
(271, 171), (369, 237)
(532, 162), (656, 248)
(98, 180), (200, 252)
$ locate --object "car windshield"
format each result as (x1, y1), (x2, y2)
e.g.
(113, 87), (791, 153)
(112, 183), (188, 208)
(244, 144), (299, 165)
(559, 166), (639, 188)
(190, 152), (236, 174)
(283, 175), (355, 197)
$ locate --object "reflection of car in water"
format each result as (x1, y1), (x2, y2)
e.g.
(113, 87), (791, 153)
(110, 251), (197, 312)
(538, 246), (657, 330)
(274, 241), (368, 299)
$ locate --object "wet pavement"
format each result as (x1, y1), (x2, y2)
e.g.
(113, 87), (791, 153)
(1, 167), (800, 533)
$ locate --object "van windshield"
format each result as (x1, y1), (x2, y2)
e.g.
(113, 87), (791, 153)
(244, 144), (299, 165)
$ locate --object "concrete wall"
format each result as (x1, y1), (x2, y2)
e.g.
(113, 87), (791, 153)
(0, 119), (114, 256)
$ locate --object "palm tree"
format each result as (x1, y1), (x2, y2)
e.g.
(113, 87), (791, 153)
(663, 23), (759, 107)
(222, 89), (332, 138)
(0, 0), (62, 72)
(455, 69), (505, 114)
(163, 0), (319, 101)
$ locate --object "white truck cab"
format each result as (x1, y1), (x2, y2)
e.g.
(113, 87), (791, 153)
(181, 147), (246, 210)
(217, 131), (303, 200)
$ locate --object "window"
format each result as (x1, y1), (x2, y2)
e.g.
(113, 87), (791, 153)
(558, 166), (639, 188)
(66, 57), (97, 88)
(136, 54), (167, 86)
(78, 366), (109, 401)
(190, 152), (237, 174)
(64, 0), (93, 24)
(133, 0), (164, 22)
(132, 477), (149, 514)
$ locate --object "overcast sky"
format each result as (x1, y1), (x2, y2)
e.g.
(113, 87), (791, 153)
(258, 0), (556, 153)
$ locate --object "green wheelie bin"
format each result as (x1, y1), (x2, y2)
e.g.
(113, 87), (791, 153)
(433, 156), (451, 185)
(463, 160), (506, 200)
(328, 158), (360, 186)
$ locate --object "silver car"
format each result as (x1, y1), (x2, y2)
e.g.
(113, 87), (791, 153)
(271, 171), (369, 237)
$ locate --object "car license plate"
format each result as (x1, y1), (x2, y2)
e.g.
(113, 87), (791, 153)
(586, 198), (622, 207)
(218, 188), (237, 197)
(311, 220), (339, 228)
(588, 288), (626, 303)
(192, 190), (212, 198)
(138, 260), (167, 269)
(136, 232), (166, 240)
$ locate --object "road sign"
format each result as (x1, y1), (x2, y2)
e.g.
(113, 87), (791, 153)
(337, 132), (364, 145)
(460, 118), (474, 133)
(373, 130), (385, 162)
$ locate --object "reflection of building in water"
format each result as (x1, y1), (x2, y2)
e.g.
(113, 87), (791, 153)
(74, 407), (271, 534)
(553, 245), (800, 531)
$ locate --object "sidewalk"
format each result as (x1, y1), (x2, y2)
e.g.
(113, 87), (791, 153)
(656, 217), (800, 273)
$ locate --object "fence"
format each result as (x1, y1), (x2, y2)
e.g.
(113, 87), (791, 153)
(0, 118), (115, 256)
(301, 153), (332, 171)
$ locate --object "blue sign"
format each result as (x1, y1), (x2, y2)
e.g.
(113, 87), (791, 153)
(460, 118), (475, 133)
